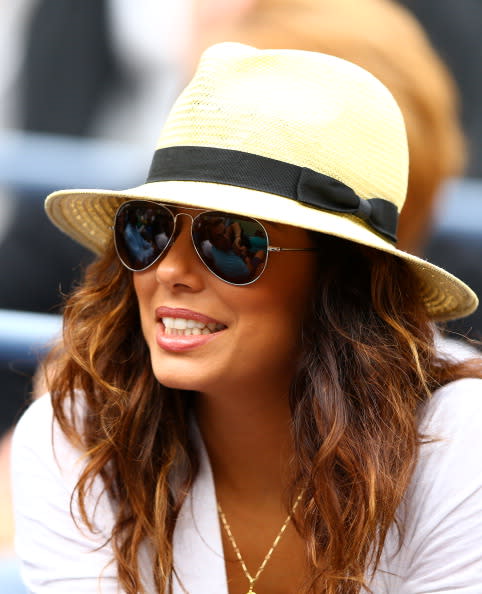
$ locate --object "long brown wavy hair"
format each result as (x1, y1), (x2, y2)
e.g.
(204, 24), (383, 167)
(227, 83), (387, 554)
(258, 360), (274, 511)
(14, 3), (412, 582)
(45, 232), (481, 593)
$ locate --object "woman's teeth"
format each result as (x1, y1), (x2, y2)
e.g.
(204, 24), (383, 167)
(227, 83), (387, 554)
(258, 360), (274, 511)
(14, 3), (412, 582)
(162, 317), (225, 336)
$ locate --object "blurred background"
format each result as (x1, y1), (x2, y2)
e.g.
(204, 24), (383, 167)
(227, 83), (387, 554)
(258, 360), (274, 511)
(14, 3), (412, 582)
(1, 0), (481, 588)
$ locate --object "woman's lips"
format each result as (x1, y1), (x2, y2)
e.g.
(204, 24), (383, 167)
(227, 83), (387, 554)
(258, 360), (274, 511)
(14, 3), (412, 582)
(155, 306), (224, 325)
(155, 307), (226, 352)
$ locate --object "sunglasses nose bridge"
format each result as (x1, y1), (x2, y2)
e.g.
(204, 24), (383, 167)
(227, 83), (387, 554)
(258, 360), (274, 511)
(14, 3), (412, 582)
(167, 211), (199, 256)
(171, 211), (194, 235)
(172, 211), (194, 223)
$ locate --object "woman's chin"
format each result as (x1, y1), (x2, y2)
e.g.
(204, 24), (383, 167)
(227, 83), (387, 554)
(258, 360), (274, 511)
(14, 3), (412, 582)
(148, 350), (223, 394)
(151, 373), (191, 391)
(151, 366), (207, 392)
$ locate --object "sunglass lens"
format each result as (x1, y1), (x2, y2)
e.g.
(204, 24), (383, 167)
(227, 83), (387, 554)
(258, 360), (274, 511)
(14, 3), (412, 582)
(114, 201), (174, 271)
(192, 212), (269, 284)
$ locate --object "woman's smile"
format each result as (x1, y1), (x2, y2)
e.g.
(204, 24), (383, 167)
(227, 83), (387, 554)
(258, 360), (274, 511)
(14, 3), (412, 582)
(155, 306), (227, 352)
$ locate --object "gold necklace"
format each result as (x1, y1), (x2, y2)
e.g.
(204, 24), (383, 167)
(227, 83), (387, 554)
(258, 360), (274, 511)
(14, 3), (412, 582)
(217, 492), (303, 594)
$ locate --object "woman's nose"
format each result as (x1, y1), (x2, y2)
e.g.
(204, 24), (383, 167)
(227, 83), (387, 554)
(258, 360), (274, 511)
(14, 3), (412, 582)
(154, 216), (204, 290)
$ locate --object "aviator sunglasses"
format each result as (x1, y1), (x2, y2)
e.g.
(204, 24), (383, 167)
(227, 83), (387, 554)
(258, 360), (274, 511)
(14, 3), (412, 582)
(114, 200), (317, 286)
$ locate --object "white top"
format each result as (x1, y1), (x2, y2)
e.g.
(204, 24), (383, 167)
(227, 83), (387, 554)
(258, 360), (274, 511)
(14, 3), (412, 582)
(11, 378), (482, 593)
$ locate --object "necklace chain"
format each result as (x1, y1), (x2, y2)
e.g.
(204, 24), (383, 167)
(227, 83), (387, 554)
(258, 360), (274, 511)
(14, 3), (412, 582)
(217, 491), (303, 594)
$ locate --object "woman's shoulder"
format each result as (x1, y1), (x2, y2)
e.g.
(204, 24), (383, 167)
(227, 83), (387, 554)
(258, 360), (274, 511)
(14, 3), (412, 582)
(416, 377), (482, 469)
(13, 392), (54, 439)
(14, 390), (81, 428)
(11, 393), (88, 502)
(408, 376), (482, 530)
(431, 375), (482, 407)
(421, 376), (482, 436)
(12, 393), (56, 461)
(12, 394), (120, 591)
(376, 377), (482, 590)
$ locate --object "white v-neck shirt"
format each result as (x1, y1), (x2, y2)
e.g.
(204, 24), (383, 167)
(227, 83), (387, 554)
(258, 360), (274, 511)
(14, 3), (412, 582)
(11, 378), (482, 593)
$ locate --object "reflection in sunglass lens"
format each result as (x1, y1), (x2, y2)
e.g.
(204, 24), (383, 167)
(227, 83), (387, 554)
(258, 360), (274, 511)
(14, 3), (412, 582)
(114, 201), (175, 271)
(192, 212), (268, 285)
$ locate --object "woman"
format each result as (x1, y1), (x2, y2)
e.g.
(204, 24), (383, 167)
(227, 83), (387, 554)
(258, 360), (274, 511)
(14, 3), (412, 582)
(12, 43), (482, 594)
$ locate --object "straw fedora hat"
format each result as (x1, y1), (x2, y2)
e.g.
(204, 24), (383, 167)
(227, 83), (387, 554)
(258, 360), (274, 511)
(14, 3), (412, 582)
(45, 42), (477, 321)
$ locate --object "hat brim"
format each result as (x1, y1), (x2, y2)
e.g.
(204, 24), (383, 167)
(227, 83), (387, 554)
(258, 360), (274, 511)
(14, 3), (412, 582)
(45, 180), (478, 322)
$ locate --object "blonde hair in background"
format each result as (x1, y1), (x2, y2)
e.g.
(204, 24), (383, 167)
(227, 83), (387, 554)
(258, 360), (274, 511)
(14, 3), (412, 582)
(196, 0), (466, 254)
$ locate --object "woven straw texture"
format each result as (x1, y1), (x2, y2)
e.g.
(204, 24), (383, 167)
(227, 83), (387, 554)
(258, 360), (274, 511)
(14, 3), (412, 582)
(45, 42), (477, 321)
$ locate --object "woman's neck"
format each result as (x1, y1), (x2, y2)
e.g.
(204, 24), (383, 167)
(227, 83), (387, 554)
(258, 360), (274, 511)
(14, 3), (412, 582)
(194, 383), (294, 501)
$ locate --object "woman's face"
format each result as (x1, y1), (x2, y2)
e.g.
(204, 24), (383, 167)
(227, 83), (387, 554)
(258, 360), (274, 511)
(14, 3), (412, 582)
(133, 207), (318, 397)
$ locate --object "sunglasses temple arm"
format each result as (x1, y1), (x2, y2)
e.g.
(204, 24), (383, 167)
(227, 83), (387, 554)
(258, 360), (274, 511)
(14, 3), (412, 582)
(267, 246), (318, 252)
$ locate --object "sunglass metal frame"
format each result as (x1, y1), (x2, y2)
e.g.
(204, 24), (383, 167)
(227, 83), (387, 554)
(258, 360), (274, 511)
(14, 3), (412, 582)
(113, 200), (317, 286)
